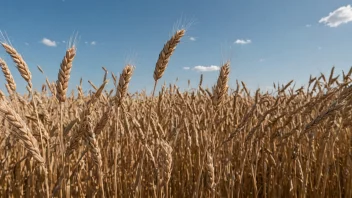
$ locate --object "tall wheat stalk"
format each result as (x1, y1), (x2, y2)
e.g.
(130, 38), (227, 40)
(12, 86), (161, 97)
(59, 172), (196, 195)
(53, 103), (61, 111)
(134, 28), (185, 196)
(55, 45), (76, 198)
(1, 42), (50, 198)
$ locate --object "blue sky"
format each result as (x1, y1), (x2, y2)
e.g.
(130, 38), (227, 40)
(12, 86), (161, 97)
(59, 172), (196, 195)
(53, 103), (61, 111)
(1, 0), (352, 95)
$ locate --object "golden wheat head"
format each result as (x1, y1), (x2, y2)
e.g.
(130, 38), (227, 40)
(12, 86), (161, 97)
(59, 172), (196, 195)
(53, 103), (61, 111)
(56, 46), (76, 102)
(0, 100), (45, 167)
(116, 64), (134, 107)
(0, 58), (16, 92)
(153, 29), (185, 82)
(212, 61), (230, 107)
(1, 43), (32, 88)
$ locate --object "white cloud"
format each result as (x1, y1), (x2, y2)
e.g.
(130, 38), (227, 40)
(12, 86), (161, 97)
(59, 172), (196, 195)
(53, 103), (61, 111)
(91, 41), (96, 45)
(41, 38), (57, 47)
(306, 24), (312, 27)
(183, 67), (190, 70)
(25, 42), (29, 46)
(235, 39), (251, 45)
(189, 37), (196, 41)
(193, 65), (220, 72)
(319, 5), (352, 27)
(62, 40), (66, 43)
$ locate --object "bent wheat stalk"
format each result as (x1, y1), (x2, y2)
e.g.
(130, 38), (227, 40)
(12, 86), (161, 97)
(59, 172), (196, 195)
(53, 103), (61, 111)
(0, 100), (45, 167)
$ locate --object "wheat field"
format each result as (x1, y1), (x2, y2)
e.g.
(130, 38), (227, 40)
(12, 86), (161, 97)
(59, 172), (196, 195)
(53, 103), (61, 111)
(0, 29), (352, 198)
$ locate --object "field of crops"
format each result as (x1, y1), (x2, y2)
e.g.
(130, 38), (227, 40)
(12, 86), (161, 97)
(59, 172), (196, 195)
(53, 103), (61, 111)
(0, 29), (352, 198)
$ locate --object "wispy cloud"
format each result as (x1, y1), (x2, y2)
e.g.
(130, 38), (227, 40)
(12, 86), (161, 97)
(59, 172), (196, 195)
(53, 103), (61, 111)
(189, 37), (196, 41)
(62, 40), (66, 43)
(25, 42), (29, 46)
(193, 65), (220, 72)
(91, 41), (96, 45)
(305, 24), (312, 27)
(319, 5), (352, 27)
(318, 46), (322, 50)
(259, 58), (265, 62)
(234, 39), (251, 45)
(41, 38), (57, 47)
(183, 67), (190, 70)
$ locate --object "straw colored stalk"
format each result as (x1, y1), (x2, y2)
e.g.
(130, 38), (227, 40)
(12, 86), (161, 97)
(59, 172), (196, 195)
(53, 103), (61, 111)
(37, 65), (44, 74)
(1, 43), (32, 88)
(88, 80), (98, 91)
(0, 58), (16, 92)
(88, 80), (109, 105)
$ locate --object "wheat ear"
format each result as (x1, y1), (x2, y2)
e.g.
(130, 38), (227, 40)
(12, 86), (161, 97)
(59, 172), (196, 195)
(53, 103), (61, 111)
(153, 29), (185, 82)
(88, 80), (109, 105)
(94, 107), (112, 135)
(83, 108), (103, 171)
(56, 46), (76, 102)
(115, 64), (134, 107)
(212, 62), (230, 107)
(0, 90), (5, 100)
(158, 140), (173, 186)
(0, 100), (45, 167)
(205, 152), (215, 191)
(199, 73), (203, 88)
(82, 107), (105, 196)
(0, 58), (16, 92)
(158, 140), (173, 197)
(1, 43), (32, 88)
